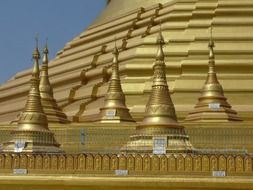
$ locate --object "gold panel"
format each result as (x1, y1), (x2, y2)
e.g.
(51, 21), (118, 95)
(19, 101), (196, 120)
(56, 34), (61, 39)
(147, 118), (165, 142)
(119, 155), (127, 170)
(185, 155), (193, 172)
(202, 155), (210, 172)
(28, 155), (35, 169)
(127, 155), (135, 171)
(102, 155), (110, 171)
(151, 155), (159, 171)
(77, 154), (86, 171)
(143, 155), (151, 171)
(51, 155), (58, 170)
(86, 154), (94, 171)
(235, 156), (244, 173)
(160, 155), (167, 172)
(168, 155), (176, 172)
(110, 155), (118, 170)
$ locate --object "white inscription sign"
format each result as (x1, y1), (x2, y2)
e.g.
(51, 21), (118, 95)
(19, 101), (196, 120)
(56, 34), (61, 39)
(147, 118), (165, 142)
(115, 170), (128, 176)
(153, 137), (166, 155)
(106, 109), (116, 117)
(13, 169), (27, 175)
(14, 141), (26, 153)
(208, 103), (220, 110)
(212, 171), (226, 177)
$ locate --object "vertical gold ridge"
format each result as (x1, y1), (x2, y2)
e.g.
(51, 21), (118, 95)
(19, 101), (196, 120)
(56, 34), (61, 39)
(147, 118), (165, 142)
(185, 26), (242, 122)
(98, 45), (135, 123)
(39, 42), (69, 123)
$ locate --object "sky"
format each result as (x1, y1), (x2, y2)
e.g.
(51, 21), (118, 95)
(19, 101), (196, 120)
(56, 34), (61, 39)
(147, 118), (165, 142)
(0, 0), (106, 84)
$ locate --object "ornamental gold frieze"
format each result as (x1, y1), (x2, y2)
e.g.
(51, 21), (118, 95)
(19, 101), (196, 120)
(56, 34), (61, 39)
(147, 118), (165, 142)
(0, 153), (252, 175)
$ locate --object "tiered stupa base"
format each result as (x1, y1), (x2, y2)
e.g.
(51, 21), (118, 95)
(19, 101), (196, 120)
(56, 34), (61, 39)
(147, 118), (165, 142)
(122, 127), (193, 154)
(185, 106), (242, 122)
(2, 130), (63, 153)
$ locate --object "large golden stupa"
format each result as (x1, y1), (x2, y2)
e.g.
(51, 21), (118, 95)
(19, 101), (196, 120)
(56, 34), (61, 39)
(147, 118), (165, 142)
(0, 0), (253, 190)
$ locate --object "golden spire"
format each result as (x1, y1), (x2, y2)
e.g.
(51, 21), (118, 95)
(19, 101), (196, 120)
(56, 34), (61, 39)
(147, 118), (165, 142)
(205, 26), (219, 88)
(18, 36), (46, 128)
(139, 29), (179, 128)
(39, 40), (69, 123)
(123, 29), (193, 153)
(98, 42), (135, 123)
(185, 26), (242, 122)
(1, 37), (62, 153)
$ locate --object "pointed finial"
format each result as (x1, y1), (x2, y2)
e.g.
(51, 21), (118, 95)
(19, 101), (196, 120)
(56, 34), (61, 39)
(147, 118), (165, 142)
(44, 37), (49, 54)
(208, 24), (215, 60)
(156, 23), (165, 61)
(111, 38), (119, 80)
(209, 24), (215, 49)
(43, 38), (49, 65)
(113, 36), (119, 55)
(35, 33), (39, 48)
(157, 21), (165, 44)
(33, 33), (40, 60)
(32, 34), (40, 78)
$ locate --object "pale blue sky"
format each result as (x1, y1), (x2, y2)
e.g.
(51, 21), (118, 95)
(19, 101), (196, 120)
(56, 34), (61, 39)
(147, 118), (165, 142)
(0, 0), (106, 84)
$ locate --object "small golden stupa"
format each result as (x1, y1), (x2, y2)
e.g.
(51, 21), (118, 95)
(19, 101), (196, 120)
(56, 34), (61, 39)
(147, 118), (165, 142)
(185, 27), (242, 122)
(39, 42), (69, 123)
(1, 40), (62, 153)
(124, 30), (193, 153)
(98, 45), (135, 123)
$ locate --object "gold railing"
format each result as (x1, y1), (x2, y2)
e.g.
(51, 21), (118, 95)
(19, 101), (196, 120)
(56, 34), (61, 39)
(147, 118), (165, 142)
(0, 153), (252, 175)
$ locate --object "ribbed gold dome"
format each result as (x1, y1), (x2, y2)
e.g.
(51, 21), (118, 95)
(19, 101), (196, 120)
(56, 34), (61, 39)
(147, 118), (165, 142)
(92, 0), (170, 25)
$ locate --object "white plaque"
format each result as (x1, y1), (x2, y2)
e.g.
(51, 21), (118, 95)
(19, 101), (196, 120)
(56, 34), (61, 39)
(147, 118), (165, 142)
(208, 103), (220, 110)
(212, 171), (226, 177)
(153, 137), (166, 155)
(13, 169), (27, 175)
(14, 141), (26, 153)
(115, 170), (128, 176)
(106, 109), (116, 117)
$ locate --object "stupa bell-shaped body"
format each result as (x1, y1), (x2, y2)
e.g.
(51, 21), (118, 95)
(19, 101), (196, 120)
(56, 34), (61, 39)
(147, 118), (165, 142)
(138, 32), (180, 131)
(98, 46), (135, 123)
(185, 29), (242, 122)
(39, 44), (69, 123)
(123, 31), (193, 153)
(1, 45), (62, 153)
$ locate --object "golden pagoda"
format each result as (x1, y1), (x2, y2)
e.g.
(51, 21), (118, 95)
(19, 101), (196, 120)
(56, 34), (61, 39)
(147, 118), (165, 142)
(1, 41), (62, 153)
(0, 1), (252, 189)
(39, 42), (69, 123)
(185, 27), (242, 122)
(98, 45), (135, 123)
(124, 30), (193, 153)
